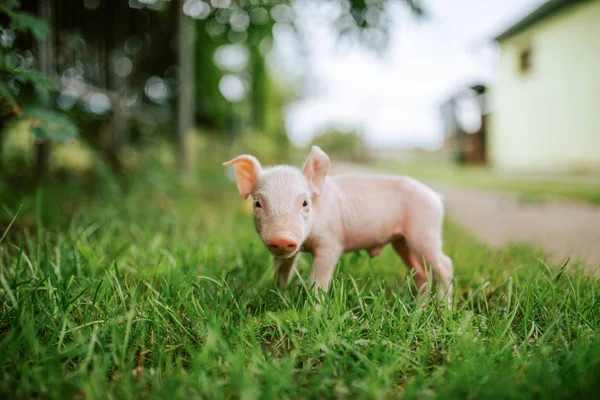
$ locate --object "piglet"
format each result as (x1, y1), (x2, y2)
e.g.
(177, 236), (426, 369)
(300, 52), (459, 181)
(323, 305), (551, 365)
(223, 146), (453, 302)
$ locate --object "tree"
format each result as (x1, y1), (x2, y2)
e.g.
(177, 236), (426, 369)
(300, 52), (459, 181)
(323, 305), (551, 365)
(310, 128), (371, 163)
(0, 0), (78, 180)
(187, 0), (425, 148)
(1, 0), (425, 178)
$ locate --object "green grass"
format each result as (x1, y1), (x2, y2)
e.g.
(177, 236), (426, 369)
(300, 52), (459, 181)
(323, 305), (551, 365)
(1, 155), (600, 399)
(374, 160), (600, 205)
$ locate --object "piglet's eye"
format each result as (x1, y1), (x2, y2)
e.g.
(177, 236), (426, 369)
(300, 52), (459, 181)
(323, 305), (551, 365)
(254, 201), (261, 208)
(302, 200), (308, 207)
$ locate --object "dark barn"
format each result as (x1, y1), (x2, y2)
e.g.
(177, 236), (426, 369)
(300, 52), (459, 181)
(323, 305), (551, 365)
(440, 84), (488, 165)
(14, 0), (195, 171)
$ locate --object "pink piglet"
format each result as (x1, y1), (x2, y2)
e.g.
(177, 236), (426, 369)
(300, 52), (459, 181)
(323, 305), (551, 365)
(223, 146), (453, 303)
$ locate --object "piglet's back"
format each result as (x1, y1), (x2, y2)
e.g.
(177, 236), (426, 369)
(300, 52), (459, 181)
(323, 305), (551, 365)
(331, 173), (441, 208)
(324, 174), (438, 251)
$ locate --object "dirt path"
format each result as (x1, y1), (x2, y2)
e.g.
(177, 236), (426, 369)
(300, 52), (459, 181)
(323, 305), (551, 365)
(330, 163), (600, 268)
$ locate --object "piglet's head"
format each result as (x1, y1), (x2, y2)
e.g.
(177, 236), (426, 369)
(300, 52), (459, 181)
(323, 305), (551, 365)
(223, 146), (330, 258)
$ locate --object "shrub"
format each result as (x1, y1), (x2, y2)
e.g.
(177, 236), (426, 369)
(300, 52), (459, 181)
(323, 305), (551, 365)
(310, 128), (371, 163)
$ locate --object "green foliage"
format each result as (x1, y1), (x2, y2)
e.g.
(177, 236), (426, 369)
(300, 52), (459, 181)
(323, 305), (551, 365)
(0, 0), (51, 103)
(193, 1), (281, 136)
(194, 21), (231, 132)
(194, 0), (425, 139)
(232, 129), (280, 164)
(0, 154), (599, 398)
(0, 0), (49, 40)
(0, 81), (18, 112)
(333, 0), (425, 53)
(1, 116), (90, 185)
(21, 107), (78, 142)
(3, 60), (51, 102)
(0, 0), (78, 152)
(310, 128), (371, 162)
(3, 10), (49, 40)
(0, 117), (36, 175)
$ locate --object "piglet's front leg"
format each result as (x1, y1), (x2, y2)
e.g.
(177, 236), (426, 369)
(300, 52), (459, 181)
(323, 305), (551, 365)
(275, 254), (299, 289)
(309, 245), (343, 295)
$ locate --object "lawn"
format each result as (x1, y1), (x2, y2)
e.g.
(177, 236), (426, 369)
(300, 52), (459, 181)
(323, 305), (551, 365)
(374, 160), (600, 205)
(1, 151), (600, 399)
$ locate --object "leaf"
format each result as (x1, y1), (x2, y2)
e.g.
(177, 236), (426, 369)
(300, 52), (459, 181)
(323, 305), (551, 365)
(21, 107), (79, 143)
(0, 0), (20, 13)
(8, 10), (50, 39)
(0, 80), (20, 113)
(405, 0), (426, 18)
(3, 68), (51, 104)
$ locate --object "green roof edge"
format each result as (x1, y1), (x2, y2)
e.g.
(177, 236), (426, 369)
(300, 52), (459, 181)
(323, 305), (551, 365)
(493, 0), (591, 41)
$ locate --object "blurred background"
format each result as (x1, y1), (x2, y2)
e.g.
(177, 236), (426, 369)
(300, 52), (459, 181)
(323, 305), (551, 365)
(1, 0), (600, 263)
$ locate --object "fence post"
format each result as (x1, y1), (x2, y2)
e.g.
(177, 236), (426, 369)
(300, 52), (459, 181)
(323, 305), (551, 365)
(175, 0), (196, 171)
(35, 0), (55, 180)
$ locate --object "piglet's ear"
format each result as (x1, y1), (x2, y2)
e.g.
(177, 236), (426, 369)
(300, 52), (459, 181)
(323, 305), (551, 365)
(303, 146), (330, 196)
(223, 155), (262, 200)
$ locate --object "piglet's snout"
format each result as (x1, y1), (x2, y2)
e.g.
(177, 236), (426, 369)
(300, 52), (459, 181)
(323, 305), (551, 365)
(267, 235), (298, 255)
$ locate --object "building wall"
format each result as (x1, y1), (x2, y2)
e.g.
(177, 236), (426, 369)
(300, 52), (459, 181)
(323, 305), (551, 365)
(489, 0), (600, 172)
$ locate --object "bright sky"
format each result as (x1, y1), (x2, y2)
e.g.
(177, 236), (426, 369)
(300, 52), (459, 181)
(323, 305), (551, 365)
(272, 0), (547, 149)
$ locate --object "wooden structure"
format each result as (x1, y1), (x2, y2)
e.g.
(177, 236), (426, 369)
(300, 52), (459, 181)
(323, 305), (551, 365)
(440, 84), (488, 165)
(18, 0), (195, 170)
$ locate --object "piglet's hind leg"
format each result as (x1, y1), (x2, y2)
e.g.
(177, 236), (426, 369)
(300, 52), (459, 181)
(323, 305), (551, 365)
(391, 238), (428, 294)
